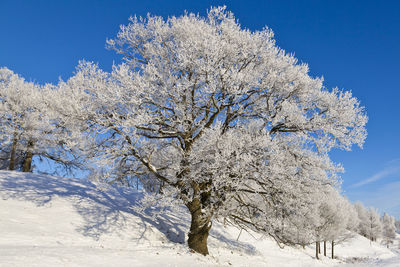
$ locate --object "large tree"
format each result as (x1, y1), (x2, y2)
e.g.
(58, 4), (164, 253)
(61, 7), (367, 255)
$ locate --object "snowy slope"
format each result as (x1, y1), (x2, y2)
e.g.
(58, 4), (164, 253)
(0, 171), (399, 267)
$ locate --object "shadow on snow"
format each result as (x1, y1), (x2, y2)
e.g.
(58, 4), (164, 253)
(0, 171), (186, 245)
(0, 170), (258, 255)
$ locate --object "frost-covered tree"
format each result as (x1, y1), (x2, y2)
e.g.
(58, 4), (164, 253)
(323, 195), (357, 259)
(0, 67), (44, 171)
(354, 202), (369, 237)
(312, 189), (352, 259)
(61, 7), (367, 255)
(366, 208), (382, 242)
(381, 213), (396, 248)
(355, 204), (383, 242)
(395, 219), (400, 232)
(344, 204), (360, 233)
(283, 192), (319, 249)
(0, 67), (84, 174)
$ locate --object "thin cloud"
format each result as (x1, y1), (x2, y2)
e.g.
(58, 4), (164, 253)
(351, 160), (400, 188)
(347, 181), (400, 219)
(386, 158), (400, 165)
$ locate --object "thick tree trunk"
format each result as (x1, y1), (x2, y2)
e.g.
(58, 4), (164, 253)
(331, 240), (334, 259)
(316, 241), (319, 259)
(324, 240), (326, 256)
(186, 198), (212, 255)
(22, 140), (34, 172)
(8, 131), (18, 170)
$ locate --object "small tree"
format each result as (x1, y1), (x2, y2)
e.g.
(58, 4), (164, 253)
(382, 213), (396, 248)
(314, 189), (355, 259)
(395, 219), (400, 232)
(354, 202), (369, 237)
(366, 208), (382, 242)
(328, 197), (358, 259)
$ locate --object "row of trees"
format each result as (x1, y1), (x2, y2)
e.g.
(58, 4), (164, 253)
(2, 6), (395, 258)
(306, 200), (399, 259)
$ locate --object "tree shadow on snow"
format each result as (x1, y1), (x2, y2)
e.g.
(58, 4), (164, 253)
(209, 226), (259, 255)
(0, 171), (186, 245)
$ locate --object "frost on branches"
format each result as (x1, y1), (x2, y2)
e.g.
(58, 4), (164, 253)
(60, 7), (367, 255)
(355, 203), (383, 242)
(0, 68), (85, 174)
(0, 68), (54, 172)
(382, 213), (396, 248)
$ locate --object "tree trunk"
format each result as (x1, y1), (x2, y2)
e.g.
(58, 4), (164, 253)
(8, 131), (18, 170)
(324, 240), (326, 256)
(316, 241), (319, 259)
(22, 140), (34, 172)
(331, 240), (334, 259)
(186, 198), (212, 255)
(302, 243), (305, 249)
(318, 241), (321, 254)
(22, 151), (33, 172)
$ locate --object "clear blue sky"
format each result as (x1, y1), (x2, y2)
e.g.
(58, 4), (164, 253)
(1, 0), (400, 218)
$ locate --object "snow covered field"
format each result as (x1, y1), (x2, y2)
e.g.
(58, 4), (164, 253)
(0, 170), (399, 267)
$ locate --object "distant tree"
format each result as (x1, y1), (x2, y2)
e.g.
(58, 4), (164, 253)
(282, 192), (319, 249)
(328, 197), (359, 259)
(313, 190), (356, 259)
(61, 7), (367, 255)
(365, 208), (382, 242)
(395, 219), (400, 232)
(381, 213), (396, 248)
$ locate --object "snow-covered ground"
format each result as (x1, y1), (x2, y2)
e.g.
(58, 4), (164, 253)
(0, 170), (399, 266)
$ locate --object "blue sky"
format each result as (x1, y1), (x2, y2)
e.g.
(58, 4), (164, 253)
(1, 0), (400, 218)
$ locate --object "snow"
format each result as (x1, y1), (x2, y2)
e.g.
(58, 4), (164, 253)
(0, 170), (399, 266)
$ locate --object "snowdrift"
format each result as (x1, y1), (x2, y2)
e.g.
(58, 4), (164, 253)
(0, 171), (399, 266)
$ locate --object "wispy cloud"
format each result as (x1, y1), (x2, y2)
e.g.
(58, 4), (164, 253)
(351, 158), (400, 188)
(386, 158), (400, 166)
(347, 181), (400, 219)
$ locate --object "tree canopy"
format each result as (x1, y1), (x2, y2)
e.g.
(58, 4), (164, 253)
(52, 7), (367, 255)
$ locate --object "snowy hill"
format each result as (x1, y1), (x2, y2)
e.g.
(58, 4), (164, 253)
(0, 171), (399, 267)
